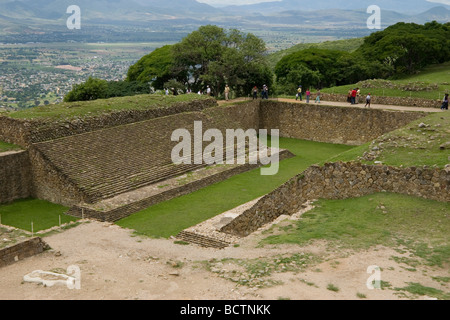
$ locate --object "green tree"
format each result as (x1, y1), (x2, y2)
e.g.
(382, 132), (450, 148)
(64, 77), (108, 102)
(127, 45), (179, 90)
(275, 48), (347, 92)
(277, 65), (321, 94)
(172, 25), (273, 97)
(356, 21), (450, 75)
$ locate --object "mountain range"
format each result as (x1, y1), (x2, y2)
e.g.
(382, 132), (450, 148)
(221, 0), (450, 15)
(0, 0), (449, 42)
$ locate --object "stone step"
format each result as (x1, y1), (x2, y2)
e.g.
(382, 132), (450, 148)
(176, 231), (230, 249)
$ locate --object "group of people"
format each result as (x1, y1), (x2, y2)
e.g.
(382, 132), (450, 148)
(252, 85), (270, 100)
(167, 83), (447, 111)
(348, 88), (372, 108)
(295, 86), (321, 103)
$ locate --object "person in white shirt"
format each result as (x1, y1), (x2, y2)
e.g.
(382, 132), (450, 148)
(365, 93), (372, 108)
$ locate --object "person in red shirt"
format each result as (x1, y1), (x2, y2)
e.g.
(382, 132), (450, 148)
(351, 89), (357, 105)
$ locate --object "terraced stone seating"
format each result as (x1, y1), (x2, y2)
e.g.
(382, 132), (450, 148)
(33, 111), (264, 204)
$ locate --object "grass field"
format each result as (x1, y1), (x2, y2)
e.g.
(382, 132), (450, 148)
(0, 199), (74, 233)
(329, 111), (450, 168)
(262, 193), (449, 261)
(0, 141), (21, 153)
(322, 62), (450, 100)
(7, 94), (210, 121)
(116, 138), (353, 238)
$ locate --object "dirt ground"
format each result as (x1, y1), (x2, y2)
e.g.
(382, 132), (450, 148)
(0, 216), (447, 301)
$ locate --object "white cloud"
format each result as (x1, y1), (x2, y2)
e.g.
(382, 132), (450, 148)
(197, 0), (280, 7)
(426, 0), (450, 5)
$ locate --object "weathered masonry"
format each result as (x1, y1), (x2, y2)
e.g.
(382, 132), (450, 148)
(0, 98), (430, 223)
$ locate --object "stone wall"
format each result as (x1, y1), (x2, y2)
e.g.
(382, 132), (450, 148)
(0, 151), (33, 204)
(28, 147), (89, 207)
(0, 98), (217, 148)
(318, 93), (441, 108)
(0, 237), (48, 268)
(259, 101), (426, 145)
(221, 162), (450, 237)
(205, 100), (260, 131)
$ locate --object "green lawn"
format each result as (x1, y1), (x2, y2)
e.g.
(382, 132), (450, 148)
(116, 138), (353, 238)
(322, 62), (450, 100)
(0, 140), (21, 153)
(261, 193), (450, 267)
(0, 199), (75, 232)
(7, 94), (211, 121)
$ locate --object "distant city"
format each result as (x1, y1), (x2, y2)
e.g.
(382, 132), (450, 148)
(0, 0), (448, 110)
(0, 43), (165, 110)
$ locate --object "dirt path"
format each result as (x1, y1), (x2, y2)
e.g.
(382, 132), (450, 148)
(0, 217), (447, 300)
(220, 98), (444, 113)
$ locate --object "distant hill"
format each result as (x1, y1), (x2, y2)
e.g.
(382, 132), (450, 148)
(267, 37), (365, 68)
(222, 0), (450, 15)
(413, 6), (450, 23)
(0, 0), (449, 44)
(0, 0), (221, 23)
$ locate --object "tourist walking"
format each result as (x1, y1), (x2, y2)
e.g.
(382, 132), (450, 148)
(441, 93), (449, 110)
(365, 93), (372, 108)
(224, 85), (230, 101)
(356, 88), (361, 104)
(306, 89), (311, 103)
(315, 89), (321, 103)
(206, 85), (211, 96)
(296, 85), (302, 101)
(347, 89), (352, 103)
(262, 85), (269, 99)
(252, 86), (258, 100)
(351, 88), (357, 104)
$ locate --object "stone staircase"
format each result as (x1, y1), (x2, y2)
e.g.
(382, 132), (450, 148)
(32, 111), (267, 205)
(176, 231), (231, 249)
(33, 113), (219, 203)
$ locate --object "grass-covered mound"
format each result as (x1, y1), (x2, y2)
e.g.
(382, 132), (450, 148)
(322, 62), (450, 100)
(328, 111), (450, 168)
(6, 94), (211, 121)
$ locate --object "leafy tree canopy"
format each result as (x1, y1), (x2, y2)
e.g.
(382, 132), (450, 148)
(126, 45), (178, 90)
(171, 25), (273, 97)
(275, 21), (450, 94)
(356, 21), (450, 75)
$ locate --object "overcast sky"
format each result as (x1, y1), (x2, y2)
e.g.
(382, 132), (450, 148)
(428, 0), (450, 4)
